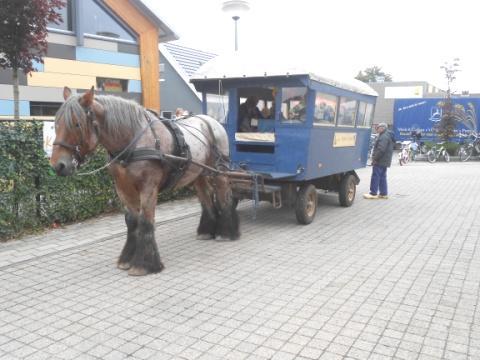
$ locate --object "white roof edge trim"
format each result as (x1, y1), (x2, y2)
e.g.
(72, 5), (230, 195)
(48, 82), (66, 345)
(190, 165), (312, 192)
(159, 44), (202, 100)
(191, 52), (378, 97)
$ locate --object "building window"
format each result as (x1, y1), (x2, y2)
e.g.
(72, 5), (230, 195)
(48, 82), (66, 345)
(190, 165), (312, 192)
(314, 92), (337, 126)
(30, 102), (62, 116)
(83, 0), (136, 42)
(97, 78), (128, 92)
(337, 97), (357, 127)
(281, 87), (307, 122)
(48, 0), (74, 32)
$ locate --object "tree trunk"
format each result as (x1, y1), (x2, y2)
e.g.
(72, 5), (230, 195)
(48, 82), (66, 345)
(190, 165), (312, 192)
(12, 67), (20, 120)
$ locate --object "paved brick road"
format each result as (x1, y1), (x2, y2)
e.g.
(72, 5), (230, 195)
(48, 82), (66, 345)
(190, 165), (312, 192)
(1, 161), (480, 360)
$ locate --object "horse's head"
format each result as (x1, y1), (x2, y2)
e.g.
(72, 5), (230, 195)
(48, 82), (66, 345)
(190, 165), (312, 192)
(50, 86), (101, 176)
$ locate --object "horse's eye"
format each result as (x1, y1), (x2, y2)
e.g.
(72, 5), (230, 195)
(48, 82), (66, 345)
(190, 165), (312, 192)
(75, 123), (81, 128)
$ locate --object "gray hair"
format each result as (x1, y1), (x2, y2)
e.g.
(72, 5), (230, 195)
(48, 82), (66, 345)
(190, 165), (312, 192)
(55, 94), (146, 141)
(377, 122), (388, 129)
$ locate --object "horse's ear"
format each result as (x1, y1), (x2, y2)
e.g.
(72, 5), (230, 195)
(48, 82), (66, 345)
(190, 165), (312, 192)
(80, 86), (95, 107)
(63, 86), (72, 100)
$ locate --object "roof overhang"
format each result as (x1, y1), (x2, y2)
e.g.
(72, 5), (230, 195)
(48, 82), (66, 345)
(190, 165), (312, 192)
(130, 0), (178, 42)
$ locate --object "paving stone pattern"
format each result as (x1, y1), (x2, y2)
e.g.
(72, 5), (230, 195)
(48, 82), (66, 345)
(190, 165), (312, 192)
(1, 161), (480, 360)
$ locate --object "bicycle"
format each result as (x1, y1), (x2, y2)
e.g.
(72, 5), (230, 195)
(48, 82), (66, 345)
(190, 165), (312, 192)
(427, 142), (450, 163)
(404, 131), (428, 161)
(457, 132), (480, 162)
(410, 139), (428, 160)
(398, 141), (412, 165)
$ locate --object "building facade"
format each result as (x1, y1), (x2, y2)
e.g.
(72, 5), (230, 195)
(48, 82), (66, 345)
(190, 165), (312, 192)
(0, 0), (176, 120)
(159, 43), (216, 118)
(369, 81), (445, 127)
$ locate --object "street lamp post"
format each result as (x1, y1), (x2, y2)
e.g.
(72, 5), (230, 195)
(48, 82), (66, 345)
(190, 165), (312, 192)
(222, 0), (250, 51)
(232, 15), (240, 51)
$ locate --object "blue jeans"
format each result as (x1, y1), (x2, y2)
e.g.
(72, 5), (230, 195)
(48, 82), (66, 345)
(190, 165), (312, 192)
(370, 165), (388, 196)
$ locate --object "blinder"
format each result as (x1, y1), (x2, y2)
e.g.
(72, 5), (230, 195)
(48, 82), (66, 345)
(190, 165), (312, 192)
(53, 105), (97, 167)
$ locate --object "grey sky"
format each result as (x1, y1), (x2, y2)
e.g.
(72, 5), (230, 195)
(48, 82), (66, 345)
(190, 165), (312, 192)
(144, 0), (479, 93)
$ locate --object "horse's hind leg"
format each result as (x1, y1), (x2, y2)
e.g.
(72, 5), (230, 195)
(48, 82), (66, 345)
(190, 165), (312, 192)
(128, 189), (164, 276)
(193, 176), (217, 240)
(214, 175), (240, 241)
(118, 210), (138, 270)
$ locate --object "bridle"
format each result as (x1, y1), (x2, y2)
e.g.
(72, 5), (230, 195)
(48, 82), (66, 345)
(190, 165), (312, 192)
(53, 106), (97, 167)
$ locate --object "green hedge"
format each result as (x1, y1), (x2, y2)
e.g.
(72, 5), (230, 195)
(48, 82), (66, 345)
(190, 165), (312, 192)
(0, 121), (191, 241)
(423, 141), (460, 155)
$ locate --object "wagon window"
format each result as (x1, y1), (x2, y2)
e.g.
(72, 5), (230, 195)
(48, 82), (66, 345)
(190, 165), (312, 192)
(337, 97), (357, 127)
(356, 102), (367, 127)
(314, 92), (337, 126)
(206, 93), (229, 124)
(281, 87), (307, 122)
(364, 103), (374, 128)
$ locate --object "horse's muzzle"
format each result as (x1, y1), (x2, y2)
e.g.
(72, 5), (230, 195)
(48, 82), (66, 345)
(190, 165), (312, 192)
(53, 159), (75, 176)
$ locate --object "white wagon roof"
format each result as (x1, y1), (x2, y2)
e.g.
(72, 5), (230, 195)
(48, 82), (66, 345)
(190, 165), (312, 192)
(191, 51), (378, 97)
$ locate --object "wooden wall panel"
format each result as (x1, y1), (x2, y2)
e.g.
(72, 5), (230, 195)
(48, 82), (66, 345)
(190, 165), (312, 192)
(76, 47), (140, 67)
(44, 58), (141, 80)
(138, 28), (160, 111)
(0, 84), (72, 102)
(28, 72), (96, 89)
(103, 0), (160, 111)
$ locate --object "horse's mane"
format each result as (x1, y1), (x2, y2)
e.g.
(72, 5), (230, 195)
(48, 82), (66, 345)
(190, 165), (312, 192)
(56, 94), (146, 141)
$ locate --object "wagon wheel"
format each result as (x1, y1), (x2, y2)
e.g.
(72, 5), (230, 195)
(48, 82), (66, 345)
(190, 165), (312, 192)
(295, 184), (317, 225)
(338, 174), (356, 207)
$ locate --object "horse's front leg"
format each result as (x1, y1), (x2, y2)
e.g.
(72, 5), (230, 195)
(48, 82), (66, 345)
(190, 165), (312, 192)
(128, 187), (164, 276)
(117, 210), (138, 270)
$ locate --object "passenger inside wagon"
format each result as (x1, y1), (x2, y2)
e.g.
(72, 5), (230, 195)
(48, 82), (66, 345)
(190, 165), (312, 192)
(238, 96), (264, 132)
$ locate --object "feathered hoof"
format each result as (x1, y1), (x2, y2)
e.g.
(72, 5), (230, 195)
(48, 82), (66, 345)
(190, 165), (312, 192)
(117, 262), (131, 270)
(128, 266), (150, 276)
(196, 233), (214, 240)
(215, 236), (238, 242)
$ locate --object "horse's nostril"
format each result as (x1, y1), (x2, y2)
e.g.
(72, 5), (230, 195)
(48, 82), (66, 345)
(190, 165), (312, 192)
(55, 161), (66, 175)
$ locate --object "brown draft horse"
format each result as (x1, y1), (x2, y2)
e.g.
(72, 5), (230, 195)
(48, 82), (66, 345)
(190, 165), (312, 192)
(50, 87), (240, 276)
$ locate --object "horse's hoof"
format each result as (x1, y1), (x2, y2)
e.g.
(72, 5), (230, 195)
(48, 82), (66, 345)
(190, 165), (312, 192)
(128, 267), (149, 276)
(215, 236), (235, 242)
(117, 262), (131, 270)
(196, 234), (214, 240)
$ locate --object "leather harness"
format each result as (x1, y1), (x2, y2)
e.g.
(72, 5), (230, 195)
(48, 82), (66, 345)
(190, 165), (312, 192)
(110, 110), (192, 192)
(54, 106), (225, 191)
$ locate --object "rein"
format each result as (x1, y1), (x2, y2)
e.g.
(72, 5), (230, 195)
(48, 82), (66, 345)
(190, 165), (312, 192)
(76, 111), (187, 177)
(75, 119), (154, 176)
(60, 107), (232, 180)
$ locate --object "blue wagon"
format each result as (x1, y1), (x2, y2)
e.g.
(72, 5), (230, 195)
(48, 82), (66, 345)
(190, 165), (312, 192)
(191, 54), (377, 224)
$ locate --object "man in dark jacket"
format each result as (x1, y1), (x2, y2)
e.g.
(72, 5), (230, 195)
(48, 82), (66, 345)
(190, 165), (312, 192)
(364, 123), (395, 199)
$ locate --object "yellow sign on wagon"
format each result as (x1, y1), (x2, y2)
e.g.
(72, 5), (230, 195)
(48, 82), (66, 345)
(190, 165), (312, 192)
(333, 132), (357, 147)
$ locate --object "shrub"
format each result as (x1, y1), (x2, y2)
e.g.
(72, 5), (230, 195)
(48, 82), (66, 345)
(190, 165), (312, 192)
(422, 141), (459, 155)
(0, 121), (192, 241)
